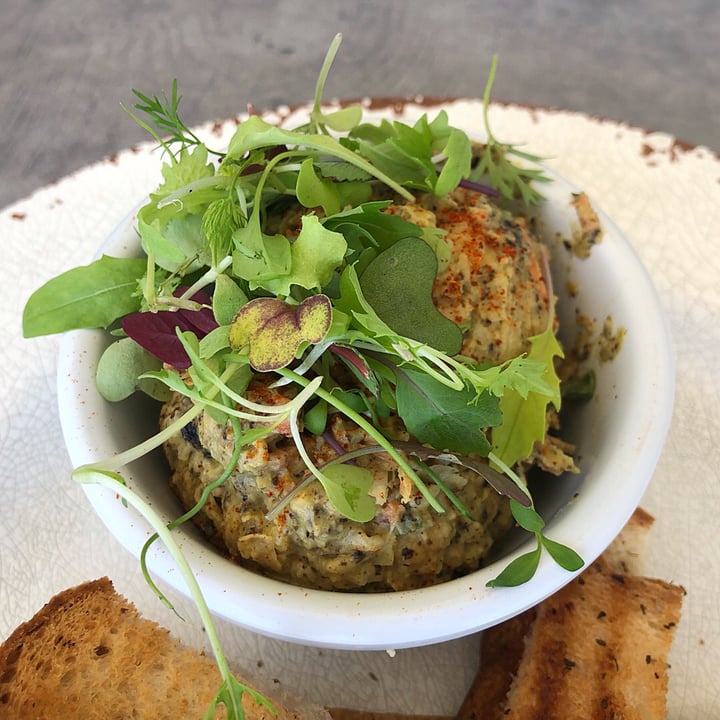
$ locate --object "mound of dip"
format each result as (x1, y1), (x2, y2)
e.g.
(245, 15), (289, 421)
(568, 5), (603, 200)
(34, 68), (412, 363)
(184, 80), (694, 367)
(160, 187), (575, 592)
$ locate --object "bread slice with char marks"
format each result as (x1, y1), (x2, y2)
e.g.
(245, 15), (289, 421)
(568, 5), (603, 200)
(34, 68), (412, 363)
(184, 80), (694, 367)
(456, 508), (684, 720)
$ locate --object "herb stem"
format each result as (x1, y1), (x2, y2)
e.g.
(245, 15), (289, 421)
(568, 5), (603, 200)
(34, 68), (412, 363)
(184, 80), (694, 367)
(82, 401), (204, 473)
(179, 255), (233, 301)
(310, 33), (343, 133)
(72, 467), (255, 718)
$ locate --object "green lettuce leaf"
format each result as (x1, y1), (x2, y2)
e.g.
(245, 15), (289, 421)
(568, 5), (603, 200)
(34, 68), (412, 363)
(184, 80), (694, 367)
(491, 310), (563, 467)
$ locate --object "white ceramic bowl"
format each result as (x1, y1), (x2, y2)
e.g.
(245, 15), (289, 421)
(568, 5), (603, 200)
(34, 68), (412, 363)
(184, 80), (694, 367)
(57, 164), (674, 651)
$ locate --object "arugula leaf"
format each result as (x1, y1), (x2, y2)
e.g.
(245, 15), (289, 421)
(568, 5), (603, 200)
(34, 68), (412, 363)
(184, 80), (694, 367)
(394, 366), (500, 457)
(22, 255), (146, 337)
(223, 114), (414, 201)
(425, 112), (474, 196)
(350, 111), (471, 195)
(314, 160), (373, 182)
(322, 200), (423, 254)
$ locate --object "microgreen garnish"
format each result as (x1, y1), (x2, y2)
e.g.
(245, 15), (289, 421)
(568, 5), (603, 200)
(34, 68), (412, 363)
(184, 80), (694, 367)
(228, 295), (333, 371)
(122, 80), (224, 162)
(73, 467), (269, 720)
(22, 256), (147, 337)
(486, 500), (584, 587)
(358, 237), (463, 354)
(23, 33), (589, 718)
(471, 55), (552, 206)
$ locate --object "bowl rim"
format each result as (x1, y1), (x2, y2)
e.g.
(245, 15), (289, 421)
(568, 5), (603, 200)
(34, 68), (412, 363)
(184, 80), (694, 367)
(56, 165), (675, 650)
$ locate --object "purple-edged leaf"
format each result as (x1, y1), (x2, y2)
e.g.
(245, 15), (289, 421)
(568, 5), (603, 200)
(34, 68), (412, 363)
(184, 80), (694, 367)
(392, 440), (531, 506)
(329, 343), (378, 395)
(228, 295), (332, 371)
(329, 344), (371, 379)
(122, 289), (217, 369)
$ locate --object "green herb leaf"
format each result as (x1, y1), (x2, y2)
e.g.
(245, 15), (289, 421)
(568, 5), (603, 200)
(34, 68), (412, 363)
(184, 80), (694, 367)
(212, 274), (249, 326)
(262, 214), (347, 296)
(492, 303), (563, 467)
(140, 213), (207, 273)
(231, 224), (292, 287)
(317, 463), (376, 522)
(540, 535), (585, 572)
(359, 237), (463, 355)
(303, 399), (328, 435)
(96, 337), (171, 402)
(223, 115), (414, 201)
(350, 111), (471, 195)
(561, 369), (596, 400)
(395, 367), (500, 456)
(156, 144), (214, 195)
(510, 499), (546, 532)
(123, 81), (224, 161)
(314, 160), (373, 182)
(296, 157), (342, 216)
(228, 295), (332, 371)
(322, 200), (423, 254)
(202, 197), (246, 266)
(472, 55), (551, 206)
(198, 325), (231, 359)
(22, 255), (146, 337)
(317, 105), (364, 133)
(486, 544), (542, 587)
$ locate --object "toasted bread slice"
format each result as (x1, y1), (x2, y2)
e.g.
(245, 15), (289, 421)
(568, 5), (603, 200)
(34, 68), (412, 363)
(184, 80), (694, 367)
(456, 508), (683, 720)
(601, 506), (655, 576)
(454, 608), (536, 720)
(501, 558), (684, 720)
(0, 577), (307, 720)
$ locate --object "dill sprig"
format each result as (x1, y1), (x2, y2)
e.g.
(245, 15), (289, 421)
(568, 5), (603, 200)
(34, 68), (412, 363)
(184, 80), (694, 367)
(122, 79), (223, 161)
